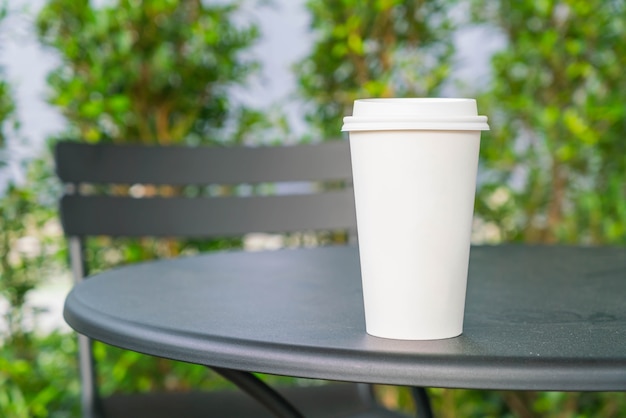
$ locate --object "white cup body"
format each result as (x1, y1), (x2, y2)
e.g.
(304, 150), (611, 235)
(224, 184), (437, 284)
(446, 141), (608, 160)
(343, 98), (488, 340)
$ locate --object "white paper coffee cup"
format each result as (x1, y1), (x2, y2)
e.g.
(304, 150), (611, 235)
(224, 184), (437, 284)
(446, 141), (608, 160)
(342, 98), (489, 340)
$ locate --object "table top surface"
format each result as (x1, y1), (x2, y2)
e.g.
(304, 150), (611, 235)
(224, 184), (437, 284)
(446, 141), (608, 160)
(64, 245), (626, 391)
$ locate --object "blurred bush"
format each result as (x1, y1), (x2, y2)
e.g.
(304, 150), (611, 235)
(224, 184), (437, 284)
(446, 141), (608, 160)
(37, 0), (260, 145)
(1, 5), (78, 417)
(295, 0), (456, 139)
(472, 0), (626, 245)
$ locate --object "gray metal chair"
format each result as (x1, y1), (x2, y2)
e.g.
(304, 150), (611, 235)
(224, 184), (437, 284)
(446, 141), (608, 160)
(55, 140), (417, 418)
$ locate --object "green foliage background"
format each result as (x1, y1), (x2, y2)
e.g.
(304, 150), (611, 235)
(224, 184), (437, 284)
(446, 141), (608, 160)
(37, 0), (260, 145)
(472, 0), (626, 245)
(1, 0), (625, 416)
(296, 0), (456, 139)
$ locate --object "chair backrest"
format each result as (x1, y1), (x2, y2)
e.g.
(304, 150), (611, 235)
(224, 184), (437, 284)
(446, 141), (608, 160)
(55, 140), (356, 239)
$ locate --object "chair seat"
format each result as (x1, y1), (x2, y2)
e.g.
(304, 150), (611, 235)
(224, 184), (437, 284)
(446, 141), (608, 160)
(101, 383), (410, 418)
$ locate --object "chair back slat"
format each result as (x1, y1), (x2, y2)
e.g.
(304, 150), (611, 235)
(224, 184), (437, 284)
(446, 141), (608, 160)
(60, 191), (356, 237)
(55, 141), (353, 185)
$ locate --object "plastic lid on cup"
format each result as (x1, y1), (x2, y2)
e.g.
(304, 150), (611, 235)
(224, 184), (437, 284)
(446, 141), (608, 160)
(341, 98), (490, 132)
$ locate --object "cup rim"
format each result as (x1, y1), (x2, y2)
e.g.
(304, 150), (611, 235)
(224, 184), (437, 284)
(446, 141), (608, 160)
(343, 98), (489, 131)
(341, 117), (490, 132)
(344, 115), (488, 123)
(355, 98), (474, 104)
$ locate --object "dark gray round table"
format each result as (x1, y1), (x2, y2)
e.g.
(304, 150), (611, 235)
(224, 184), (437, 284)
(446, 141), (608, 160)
(64, 245), (626, 392)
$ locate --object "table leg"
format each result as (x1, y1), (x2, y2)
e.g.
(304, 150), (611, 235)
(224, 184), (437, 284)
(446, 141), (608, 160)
(411, 387), (434, 418)
(211, 367), (304, 418)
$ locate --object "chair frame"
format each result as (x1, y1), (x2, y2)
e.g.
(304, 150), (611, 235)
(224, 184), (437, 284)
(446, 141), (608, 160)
(56, 140), (416, 418)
